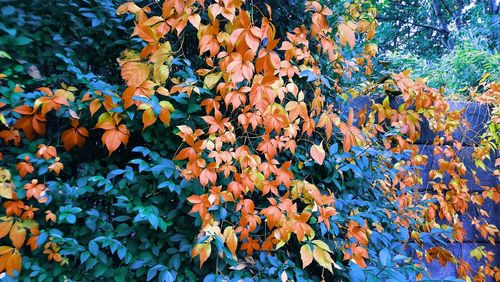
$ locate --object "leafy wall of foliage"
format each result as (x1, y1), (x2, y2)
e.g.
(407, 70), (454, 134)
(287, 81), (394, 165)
(0, 1), (498, 282)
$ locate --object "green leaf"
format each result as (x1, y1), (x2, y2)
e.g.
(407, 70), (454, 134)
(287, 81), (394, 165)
(80, 251), (90, 264)
(89, 241), (99, 256)
(0, 51), (11, 59)
(379, 248), (390, 266)
(1, 6), (15, 16)
(13, 36), (33, 46)
(349, 263), (366, 281)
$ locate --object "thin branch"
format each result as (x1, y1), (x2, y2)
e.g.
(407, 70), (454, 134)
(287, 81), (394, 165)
(438, 0), (454, 16)
(376, 16), (449, 34)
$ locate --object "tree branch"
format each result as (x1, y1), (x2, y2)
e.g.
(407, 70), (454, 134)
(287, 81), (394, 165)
(376, 16), (449, 34)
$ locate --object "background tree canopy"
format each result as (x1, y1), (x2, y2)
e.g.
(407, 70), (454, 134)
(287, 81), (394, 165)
(376, 0), (499, 95)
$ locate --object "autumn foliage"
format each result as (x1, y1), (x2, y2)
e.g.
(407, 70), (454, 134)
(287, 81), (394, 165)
(0, 0), (498, 281)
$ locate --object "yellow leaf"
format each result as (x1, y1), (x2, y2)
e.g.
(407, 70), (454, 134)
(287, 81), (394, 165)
(364, 43), (378, 57)
(150, 43), (172, 64)
(276, 240), (286, 249)
(0, 183), (15, 199)
(54, 89), (75, 102)
(15, 219), (38, 229)
(189, 14), (201, 29)
(470, 247), (483, 261)
(157, 86), (170, 96)
(159, 101), (175, 112)
(204, 72), (222, 89)
(0, 168), (12, 182)
(153, 64), (170, 84)
(159, 101), (174, 126)
(143, 16), (165, 26)
(0, 113), (7, 127)
(116, 2), (140, 15)
(312, 240), (331, 253)
(300, 244), (313, 268)
(479, 73), (490, 84)
(96, 112), (112, 126)
(0, 168), (15, 199)
(313, 245), (334, 273)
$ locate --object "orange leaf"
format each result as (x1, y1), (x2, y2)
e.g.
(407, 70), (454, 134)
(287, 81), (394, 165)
(116, 2), (141, 15)
(348, 220), (369, 245)
(16, 158), (34, 178)
(121, 61), (150, 87)
(352, 245), (369, 268)
(338, 22), (356, 49)
(223, 227), (238, 259)
(285, 101), (308, 122)
(61, 126), (88, 151)
(0, 128), (21, 146)
(426, 247), (456, 267)
(3, 200), (24, 217)
(316, 112), (339, 140)
(48, 159), (64, 175)
(45, 210), (57, 223)
(0, 220), (13, 239)
(192, 243), (211, 268)
(0, 246), (22, 276)
(89, 99), (102, 117)
(36, 144), (57, 160)
(199, 163), (217, 186)
(101, 124), (130, 155)
(24, 180), (46, 201)
(339, 108), (363, 152)
(240, 237), (260, 254)
(9, 222), (26, 249)
(141, 108), (157, 129)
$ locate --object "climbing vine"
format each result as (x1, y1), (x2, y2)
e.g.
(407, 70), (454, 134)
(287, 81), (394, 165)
(0, 0), (498, 281)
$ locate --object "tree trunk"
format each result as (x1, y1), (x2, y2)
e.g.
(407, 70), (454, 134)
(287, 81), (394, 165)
(487, 0), (499, 14)
(455, 0), (464, 30)
(485, 0), (499, 48)
(432, 0), (454, 49)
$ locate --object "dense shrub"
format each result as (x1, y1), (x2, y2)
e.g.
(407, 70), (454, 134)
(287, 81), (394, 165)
(0, 0), (132, 87)
(382, 39), (499, 97)
(0, 1), (498, 281)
